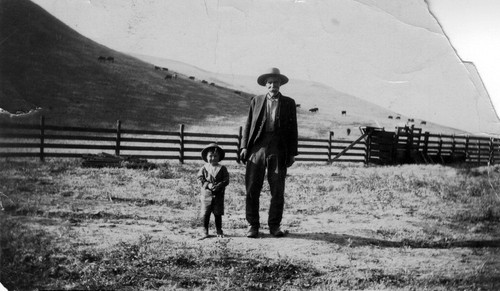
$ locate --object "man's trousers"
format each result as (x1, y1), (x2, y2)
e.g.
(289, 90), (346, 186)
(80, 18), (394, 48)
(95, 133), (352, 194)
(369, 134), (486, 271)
(245, 133), (287, 229)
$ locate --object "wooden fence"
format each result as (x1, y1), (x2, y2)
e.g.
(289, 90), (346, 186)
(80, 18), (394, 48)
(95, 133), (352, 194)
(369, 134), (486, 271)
(0, 117), (365, 164)
(364, 126), (500, 166)
(1, 118), (498, 166)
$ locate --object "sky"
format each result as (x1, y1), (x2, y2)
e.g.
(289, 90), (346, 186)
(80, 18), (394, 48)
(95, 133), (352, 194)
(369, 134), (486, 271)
(427, 0), (500, 117)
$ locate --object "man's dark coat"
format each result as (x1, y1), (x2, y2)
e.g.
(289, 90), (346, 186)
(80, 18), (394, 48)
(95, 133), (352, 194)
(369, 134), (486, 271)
(241, 93), (298, 164)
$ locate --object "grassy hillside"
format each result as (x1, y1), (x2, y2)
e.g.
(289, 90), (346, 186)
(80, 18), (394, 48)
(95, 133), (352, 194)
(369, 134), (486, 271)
(0, 0), (251, 130)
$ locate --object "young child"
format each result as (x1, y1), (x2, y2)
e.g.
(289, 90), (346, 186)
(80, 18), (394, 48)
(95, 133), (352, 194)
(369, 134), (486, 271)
(197, 143), (229, 239)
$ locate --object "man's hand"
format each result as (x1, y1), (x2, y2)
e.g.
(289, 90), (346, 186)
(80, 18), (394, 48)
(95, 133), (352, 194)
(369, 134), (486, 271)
(240, 148), (247, 164)
(286, 156), (295, 167)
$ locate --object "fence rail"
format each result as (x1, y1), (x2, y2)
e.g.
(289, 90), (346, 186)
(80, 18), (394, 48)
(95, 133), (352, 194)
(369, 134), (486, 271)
(1, 118), (499, 166)
(0, 117), (365, 164)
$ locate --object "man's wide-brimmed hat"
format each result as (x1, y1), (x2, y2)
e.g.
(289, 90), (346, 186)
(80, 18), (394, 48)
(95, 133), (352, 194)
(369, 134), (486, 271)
(201, 143), (225, 162)
(257, 67), (289, 86)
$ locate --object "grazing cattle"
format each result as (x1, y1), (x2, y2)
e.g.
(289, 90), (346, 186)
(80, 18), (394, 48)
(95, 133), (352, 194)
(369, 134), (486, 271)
(346, 128), (351, 136)
(201, 80), (208, 84)
(97, 56), (106, 62)
(154, 66), (161, 70)
(234, 91), (241, 95)
(106, 56), (114, 63)
(395, 116), (401, 120)
(189, 76), (195, 80)
(296, 104), (301, 108)
(421, 121), (427, 125)
(210, 82), (215, 86)
(165, 74), (173, 80)
(341, 110), (347, 116)
(173, 74), (178, 79)
(309, 107), (318, 113)
(408, 118), (414, 122)
(388, 115), (393, 119)
(162, 67), (168, 71)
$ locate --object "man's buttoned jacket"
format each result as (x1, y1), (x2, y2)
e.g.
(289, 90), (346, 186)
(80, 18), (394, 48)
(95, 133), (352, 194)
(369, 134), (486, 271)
(241, 93), (298, 164)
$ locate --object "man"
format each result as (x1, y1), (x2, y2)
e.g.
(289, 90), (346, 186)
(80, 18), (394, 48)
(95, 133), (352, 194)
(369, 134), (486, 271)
(240, 67), (298, 238)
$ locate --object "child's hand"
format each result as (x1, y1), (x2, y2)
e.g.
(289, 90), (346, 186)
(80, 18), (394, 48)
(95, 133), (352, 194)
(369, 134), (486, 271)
(207, 183), (214, 190)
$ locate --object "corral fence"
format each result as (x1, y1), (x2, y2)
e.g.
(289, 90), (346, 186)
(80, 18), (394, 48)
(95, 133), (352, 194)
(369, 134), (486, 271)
(0, 117), (498, 166)
(0, 117), (363, 164)
(363, 126), (500, 166)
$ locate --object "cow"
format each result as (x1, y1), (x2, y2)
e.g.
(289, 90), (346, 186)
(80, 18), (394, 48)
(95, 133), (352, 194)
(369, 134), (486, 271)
(234, 91), (241, 95)
(421, 121), (427, 125)
(408, 118), (414, 122)
(165, 74), (173, 80)
(201, 80), (208, 84)
(189, 76), (195, 80)
(210, 82), (215, 86)
(309, 107), (318, 113)
(388, 115), (393, 119)
(162, 67), (168, 71)
(395, 116), (401, 120)
(106, 56), (114, 63)
(154, 66), (161, 70)
(97, 56), (106, 62)
(173, 74), (178, 79)
(341, 110), (347, 116)
(296, 104), (301, 108)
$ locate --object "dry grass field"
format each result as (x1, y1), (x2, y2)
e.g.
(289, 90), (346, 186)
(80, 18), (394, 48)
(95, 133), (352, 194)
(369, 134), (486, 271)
(1, 158), (499, 290)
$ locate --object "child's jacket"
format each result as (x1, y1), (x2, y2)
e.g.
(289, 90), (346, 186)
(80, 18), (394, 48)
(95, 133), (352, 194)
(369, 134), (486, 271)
(197, 164), (229, 215)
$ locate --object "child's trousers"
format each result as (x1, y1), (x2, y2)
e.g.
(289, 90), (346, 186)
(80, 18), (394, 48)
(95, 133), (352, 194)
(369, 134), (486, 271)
(203, 210), (222, 234)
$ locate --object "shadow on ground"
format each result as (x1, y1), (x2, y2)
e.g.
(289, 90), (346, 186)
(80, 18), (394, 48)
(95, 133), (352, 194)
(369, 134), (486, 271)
(287, 232), (500, 249)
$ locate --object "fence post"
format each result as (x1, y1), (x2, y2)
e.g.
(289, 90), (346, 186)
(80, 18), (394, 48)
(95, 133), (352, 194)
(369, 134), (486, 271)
(423, 132), (429, 163)
(236, 126), (242, 164)
(179, 124), (184, 164)
(477, 140), (481, 166)
(392, 128), (400, 164)
(406, 127), (414, 158)
(365, 130), (372, 164)
(328, 131), (334, 163)
(489, 137), (494, 165)
(451, 134), (456, 156)
(465, 135), (470, 163)
(116, 120), (121, 156)
(40, 115), (45, 162)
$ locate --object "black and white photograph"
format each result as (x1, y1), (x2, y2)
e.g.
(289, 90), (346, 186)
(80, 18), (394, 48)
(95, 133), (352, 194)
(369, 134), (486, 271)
(1, 0), (499, 290)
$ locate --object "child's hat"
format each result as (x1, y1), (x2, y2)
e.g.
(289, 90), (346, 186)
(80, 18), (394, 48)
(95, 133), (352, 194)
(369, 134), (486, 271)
(201, 143), (225, 162)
